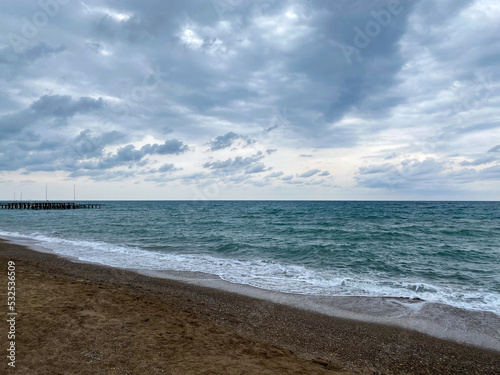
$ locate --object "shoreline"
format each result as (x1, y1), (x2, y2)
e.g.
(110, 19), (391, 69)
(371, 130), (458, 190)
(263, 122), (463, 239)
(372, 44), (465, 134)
(1, 240), (499, 374)
(3, 234), (500, 351)
(136, 269), (500, 351)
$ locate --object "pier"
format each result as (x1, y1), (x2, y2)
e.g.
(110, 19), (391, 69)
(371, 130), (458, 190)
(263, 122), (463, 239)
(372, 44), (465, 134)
(0, 202), (101, 210)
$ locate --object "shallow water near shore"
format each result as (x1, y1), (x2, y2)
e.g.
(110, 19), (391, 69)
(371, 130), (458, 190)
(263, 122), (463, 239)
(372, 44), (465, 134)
(1, 201), (499, 348)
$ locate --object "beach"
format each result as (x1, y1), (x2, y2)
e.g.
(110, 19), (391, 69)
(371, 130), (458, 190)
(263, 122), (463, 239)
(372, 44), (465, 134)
(1, 240), (499, 374)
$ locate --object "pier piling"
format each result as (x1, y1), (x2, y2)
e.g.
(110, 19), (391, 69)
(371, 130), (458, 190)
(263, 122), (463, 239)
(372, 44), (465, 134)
(0, 202), (101, 210)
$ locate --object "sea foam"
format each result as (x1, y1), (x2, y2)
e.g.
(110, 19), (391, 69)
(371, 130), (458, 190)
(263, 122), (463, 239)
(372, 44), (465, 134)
(1, 229), (498, 315)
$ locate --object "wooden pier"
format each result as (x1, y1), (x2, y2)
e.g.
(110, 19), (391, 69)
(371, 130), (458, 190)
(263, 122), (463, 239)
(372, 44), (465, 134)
(0, 202), (101, 210)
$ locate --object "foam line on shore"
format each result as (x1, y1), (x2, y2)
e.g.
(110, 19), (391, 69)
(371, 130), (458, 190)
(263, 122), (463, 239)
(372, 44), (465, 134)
(1, 234), (499, 352)
(1, 239), (500, 375)
(1, 230), (498, 316)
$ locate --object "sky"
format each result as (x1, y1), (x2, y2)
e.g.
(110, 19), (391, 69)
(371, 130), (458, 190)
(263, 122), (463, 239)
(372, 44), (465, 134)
(0, 0), (499, 200)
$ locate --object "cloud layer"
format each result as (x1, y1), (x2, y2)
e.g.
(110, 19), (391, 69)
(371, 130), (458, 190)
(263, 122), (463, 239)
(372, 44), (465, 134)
(0, 0), (499, 199)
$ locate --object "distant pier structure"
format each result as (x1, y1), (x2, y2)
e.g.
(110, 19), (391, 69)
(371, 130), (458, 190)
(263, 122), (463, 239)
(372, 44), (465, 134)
(0, 202), (101, 210)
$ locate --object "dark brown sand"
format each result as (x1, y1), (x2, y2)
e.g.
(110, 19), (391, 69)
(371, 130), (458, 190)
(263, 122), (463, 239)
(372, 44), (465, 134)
(1, 240), (499, 375)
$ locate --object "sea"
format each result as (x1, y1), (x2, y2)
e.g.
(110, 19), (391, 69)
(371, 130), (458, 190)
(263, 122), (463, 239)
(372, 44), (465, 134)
(1, 201), (499, 349)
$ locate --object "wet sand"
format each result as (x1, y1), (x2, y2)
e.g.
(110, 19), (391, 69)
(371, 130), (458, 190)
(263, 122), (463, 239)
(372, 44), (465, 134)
(1, 240), (499, 374)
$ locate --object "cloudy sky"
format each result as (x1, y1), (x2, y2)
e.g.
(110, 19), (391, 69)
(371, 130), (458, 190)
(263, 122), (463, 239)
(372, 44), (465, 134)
(1, 0), (499, 200)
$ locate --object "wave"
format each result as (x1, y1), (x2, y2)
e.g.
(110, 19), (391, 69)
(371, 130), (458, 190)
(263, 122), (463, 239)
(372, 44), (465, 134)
(0, 229), (499, 315)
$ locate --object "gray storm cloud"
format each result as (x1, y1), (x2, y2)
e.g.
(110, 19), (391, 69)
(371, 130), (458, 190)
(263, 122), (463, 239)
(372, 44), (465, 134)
(0, 0), (499, 198)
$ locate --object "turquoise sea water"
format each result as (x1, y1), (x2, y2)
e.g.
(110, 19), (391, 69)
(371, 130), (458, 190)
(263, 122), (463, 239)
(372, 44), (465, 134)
(1, 201), (499, 315)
